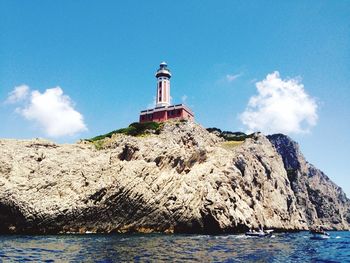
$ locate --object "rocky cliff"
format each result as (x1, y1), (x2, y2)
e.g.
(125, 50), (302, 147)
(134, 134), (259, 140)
(267, 134), (350, 230)
(0, 121), (349, 234)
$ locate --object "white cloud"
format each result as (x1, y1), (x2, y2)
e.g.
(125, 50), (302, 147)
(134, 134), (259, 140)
(181, 95), (188, 104)
(239, 71), (318, 135)
(7, 85), (87, 137)
(5, 85), (30, 104)
(226, 73), (241, 82)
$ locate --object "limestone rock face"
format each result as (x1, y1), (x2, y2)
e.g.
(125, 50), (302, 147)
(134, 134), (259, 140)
(0, 122), (348, 234)
(267, 134), (350, 230)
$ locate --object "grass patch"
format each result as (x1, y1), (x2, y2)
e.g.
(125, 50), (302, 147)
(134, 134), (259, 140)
(92, 140), (105, 150)
(220, 141), (244, 150)
(86, 122), (163, 143)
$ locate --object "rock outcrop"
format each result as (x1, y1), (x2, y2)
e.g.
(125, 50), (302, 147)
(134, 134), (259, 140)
(0, 121), (349, 234)
(267, 134), (350, 230)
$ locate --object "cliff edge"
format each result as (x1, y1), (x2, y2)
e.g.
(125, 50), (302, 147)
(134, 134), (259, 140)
(0, 121), (349, 234)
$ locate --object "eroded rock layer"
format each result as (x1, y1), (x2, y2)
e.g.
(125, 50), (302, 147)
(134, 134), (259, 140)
(0, 121), (348, 234)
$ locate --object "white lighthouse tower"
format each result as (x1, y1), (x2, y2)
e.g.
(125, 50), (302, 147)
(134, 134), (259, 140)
(155, 62), (171, 107)
(139, 62), (194, 123)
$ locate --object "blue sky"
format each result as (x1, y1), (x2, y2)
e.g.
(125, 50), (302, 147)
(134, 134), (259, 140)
(1, 1), (349, 196)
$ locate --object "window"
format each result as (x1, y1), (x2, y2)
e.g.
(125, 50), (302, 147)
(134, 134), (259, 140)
(159, 87), (162, 102)
(163, 81), (166, 101)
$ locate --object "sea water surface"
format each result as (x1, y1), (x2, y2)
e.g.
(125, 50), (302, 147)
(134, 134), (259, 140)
(0, 231), (349, 262)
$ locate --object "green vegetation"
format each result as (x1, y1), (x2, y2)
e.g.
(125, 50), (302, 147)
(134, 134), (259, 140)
(92, 139), (105, 150)
(220, 140), (244, 149)
(87, 122), (163, 142)
(206, 127), (255, 141)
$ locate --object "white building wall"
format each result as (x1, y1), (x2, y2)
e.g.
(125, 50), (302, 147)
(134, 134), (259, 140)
(156, 77), (170, 107)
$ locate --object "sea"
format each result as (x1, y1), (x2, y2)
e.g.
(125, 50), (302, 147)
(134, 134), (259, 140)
(0, 231), (349, 262)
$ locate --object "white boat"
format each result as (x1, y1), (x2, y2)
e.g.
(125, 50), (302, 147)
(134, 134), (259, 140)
(310, 229), (330, 240)
(245, 229), (274, 237)
(310, 233), (330, 240)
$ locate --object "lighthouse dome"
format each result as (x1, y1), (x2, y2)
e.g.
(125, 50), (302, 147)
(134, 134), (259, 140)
(156, 61), (171, 78)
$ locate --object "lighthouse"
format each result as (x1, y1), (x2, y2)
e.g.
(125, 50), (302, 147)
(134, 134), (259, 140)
(155, 62), (171, 107)
(139, 62), (194, 123)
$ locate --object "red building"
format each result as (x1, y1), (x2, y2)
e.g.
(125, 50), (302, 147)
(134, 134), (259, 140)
(139, 62), (194, 123)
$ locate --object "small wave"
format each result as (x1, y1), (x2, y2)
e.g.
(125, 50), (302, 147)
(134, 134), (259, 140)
(335, 236), (341, 239)
(235, 235), (248, 239)
(187, 235), (210, 240)
(213, 234), (247, 239)
(215, 236), (229, 239)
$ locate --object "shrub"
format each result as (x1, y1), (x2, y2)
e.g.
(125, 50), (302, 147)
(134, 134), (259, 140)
(206, 127), (254, 141)
(207, 127), (222, 134)
(86, 122), (162, 142)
